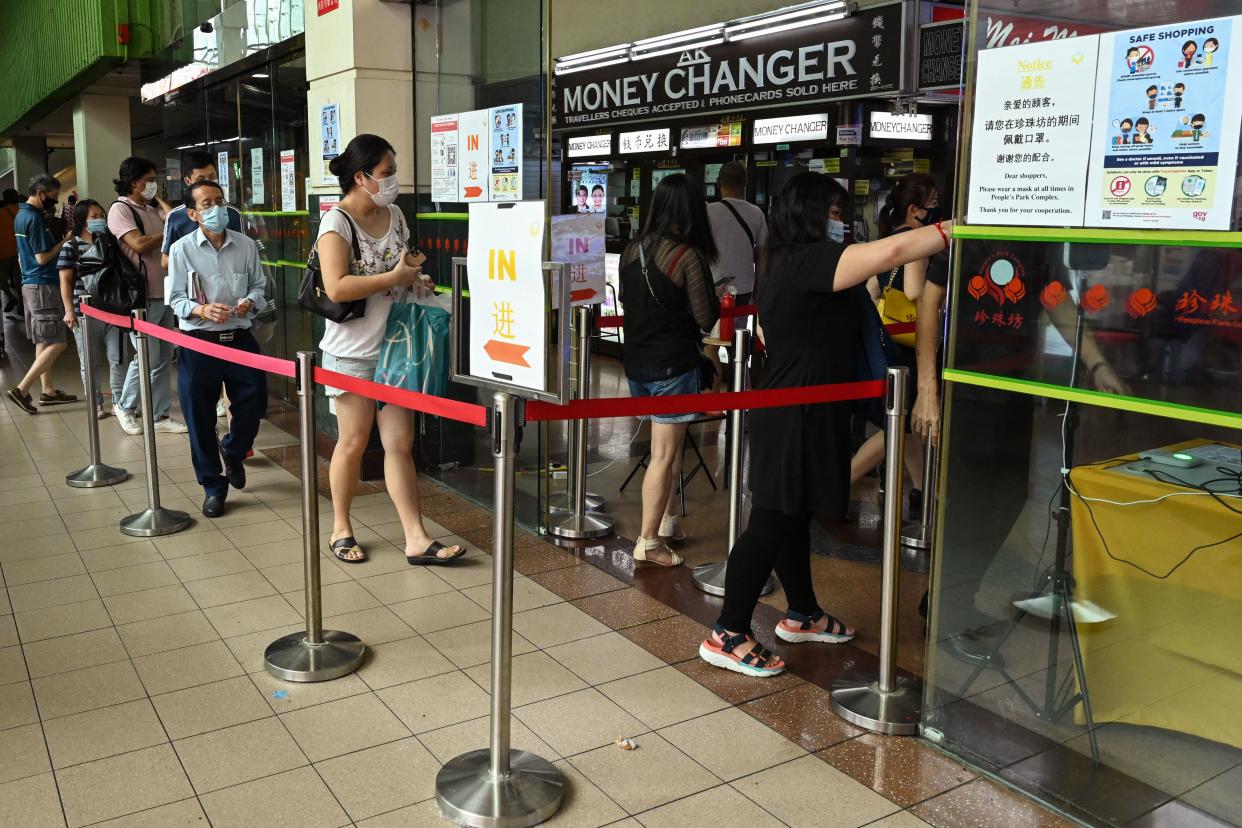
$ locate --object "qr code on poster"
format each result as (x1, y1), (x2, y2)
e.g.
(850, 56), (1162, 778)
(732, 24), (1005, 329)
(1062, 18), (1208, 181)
(1102, 210), (1111, 219)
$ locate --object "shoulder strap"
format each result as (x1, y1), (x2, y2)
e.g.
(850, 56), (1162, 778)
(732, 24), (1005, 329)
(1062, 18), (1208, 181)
(883, 265), (901, 290)
(109, 199), (144, 234)
(331, 207), (363, 261)
(719, 199), (756, 249)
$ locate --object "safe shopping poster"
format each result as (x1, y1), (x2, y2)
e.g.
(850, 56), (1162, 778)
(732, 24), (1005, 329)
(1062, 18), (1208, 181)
(1085, 17), (1242, 229)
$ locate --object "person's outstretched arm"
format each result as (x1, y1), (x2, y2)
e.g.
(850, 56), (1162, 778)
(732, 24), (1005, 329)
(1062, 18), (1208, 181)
(834, 221), (952, 293)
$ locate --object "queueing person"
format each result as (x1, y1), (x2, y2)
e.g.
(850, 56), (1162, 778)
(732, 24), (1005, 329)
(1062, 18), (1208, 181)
(5, 174), (79, 414)
(58, 199), (128, 420)
(698, 172), (953, 678)
(166, 179), (268, 518)
(316, 134), (465, 565)
(618, 173), (719, 567)
(108, 156), (187, 436)
(162, 151), (243, 271)
(1, 188), (22, 325)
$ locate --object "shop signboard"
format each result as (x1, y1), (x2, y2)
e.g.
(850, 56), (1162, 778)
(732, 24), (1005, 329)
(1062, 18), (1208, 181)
(1084, 16), (1242, 230)
(753, 113), (829, 144)
(679, 122), (743, 149)
(919, 20), (964, 90)
(489, 104), (523, 201)
(553, 4), (902, 129)
(280, 150), (297, 213)
(218, 150), (231, 204)
(250, 147), (264, 206)
(870, 111), (934, 141)
(551, 214), (606, 307)
(457, 109), (491, 202)
(567, 134), (612, 158)
(466, 201), (547, 391)
(619, 128), (670, 154)
(430, 114), (459, 202)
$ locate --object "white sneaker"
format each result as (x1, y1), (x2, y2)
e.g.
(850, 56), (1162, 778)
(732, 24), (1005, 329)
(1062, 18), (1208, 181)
(216, 399), (227, 417)
(116, 409), (143, 435)
(154, 416), (188, 434)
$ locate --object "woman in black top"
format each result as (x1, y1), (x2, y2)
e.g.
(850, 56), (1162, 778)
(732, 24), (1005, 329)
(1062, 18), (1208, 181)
(619, 174), (719, 567)
(699, 173), (952, 677)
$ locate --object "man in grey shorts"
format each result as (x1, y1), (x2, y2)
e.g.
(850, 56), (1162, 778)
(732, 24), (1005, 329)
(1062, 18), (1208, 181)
(6, 174), (78, 415)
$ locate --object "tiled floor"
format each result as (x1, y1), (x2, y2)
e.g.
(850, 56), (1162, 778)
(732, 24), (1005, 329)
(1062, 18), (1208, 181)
(0, 333), (1067, 827)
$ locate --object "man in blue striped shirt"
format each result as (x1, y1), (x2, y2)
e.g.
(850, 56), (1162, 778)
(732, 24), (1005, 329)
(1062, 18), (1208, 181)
(162, 152), (242, 272)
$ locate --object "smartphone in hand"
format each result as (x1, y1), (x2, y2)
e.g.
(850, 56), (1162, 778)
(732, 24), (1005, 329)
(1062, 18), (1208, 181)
(407, 244), (427, 268)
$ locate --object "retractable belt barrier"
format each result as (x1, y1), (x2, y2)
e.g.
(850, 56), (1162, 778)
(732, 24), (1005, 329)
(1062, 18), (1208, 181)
(80, 304), (887, 425)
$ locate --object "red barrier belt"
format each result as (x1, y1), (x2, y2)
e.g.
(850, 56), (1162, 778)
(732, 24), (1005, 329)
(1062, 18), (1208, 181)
(314, 367), (489, 427)
(132, 318), (297, 378)
(79, 303), (136, 332)
(526, 379), (883, 422)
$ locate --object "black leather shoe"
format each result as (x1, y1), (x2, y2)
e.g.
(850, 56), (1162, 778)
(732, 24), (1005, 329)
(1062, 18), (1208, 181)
(222, 451), (246, 490)
(202, 495), (226, 518)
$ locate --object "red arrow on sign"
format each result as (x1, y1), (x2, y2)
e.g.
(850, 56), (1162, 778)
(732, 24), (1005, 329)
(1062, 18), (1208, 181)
(570, 288), (597, 303)
(462, 186), (483, 198)
(484, 339), (530, 367)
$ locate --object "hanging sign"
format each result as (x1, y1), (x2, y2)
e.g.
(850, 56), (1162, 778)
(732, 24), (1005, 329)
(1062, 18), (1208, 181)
(870, 111), (934, 141)
(567, 134), (612, 158)
(320, 103), (340, 184)
(280, 150), (297, 213)
(489, 104), (523, 200)
(619, 128), (670, 154)
(250, 147), (264, 205)
(1084, 16), (1242, 230)
(430, 114), (459, 202)
(551, 214), (606, 307)
(553, 5), (902, 130)
(467, 202), (547, 391)
(753, 113), (829, 144)
(217, 150), (230, 203)
(919, 20), (964, 90)
(679, 122), (743, 149)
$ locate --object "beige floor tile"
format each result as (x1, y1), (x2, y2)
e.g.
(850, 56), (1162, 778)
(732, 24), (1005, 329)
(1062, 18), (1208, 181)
(598, 665), (731, 730)
(132, 640), (243, 695)
(514, 602), (611, 649)
(280, 693), (411, 762)
(546, 631), (665, 686)
(260, 558), (351, 593)
(8, 574), (98, 613)
(184, 570), (276, 608)
(282, 579), (380, 618)
(465, 650), (589, 708)
(56, 744), (194, 827)
(866, 812), (933, 827)
(15, 598), (112, 642)
(357, 567), (455, 604)
(0, 645), (28, 686)
(166, 549), (254, 582)
(569, 732), (718, 814)
(174, 717), (307, 794)
(463, 575), (564, 613)
(211, 507), (285, 533)
(23, 627), (128, 679)
(417, 713), (560, 765)
(0, 772), (65, 828)
(220, 517), (297, 545)
(2, 552), (85, 586)
(251, 669), (372, 712)
(44, 699), (168, 769)
(316, 736), (442, 820)
(377, 670), (491, 735)
(103, 585), (199, 625)
(389, 590), (489, 634)
(91, 561), (179, 597)
(61, 505), (137, 533)
(0, 723), (52, 784)
(0, 515), (68, 540)
(517, 688), (647, 758)
(422, 547), (494, 590)
(424, 618), (536, 668)
(78, 542), (162, 573)
(152, 675), (273, 739)
(0, 533), (76, 564)
(152, 530), (234, 560)
(329, 543), (410, 578)
(637, 784), (786, 828)
(355, 800), (443, 827)
(87, 798), (209, 827)
(237, 537), (304, 569)
(357, 635), (457, 691)
(733, 754), (901, 828)
(536, 760), (630, 828)
(118, 610), (219, 657)
(0, 679), (37, 730)
(200, 766), (349, 828)
(33, 660), (146, 719)
(222, 624), (302, 674)
(203, 595), (300, 638)
(73, 525), (151, 552)
(321, 606), (417, 646)
(660, 707), (805, 782)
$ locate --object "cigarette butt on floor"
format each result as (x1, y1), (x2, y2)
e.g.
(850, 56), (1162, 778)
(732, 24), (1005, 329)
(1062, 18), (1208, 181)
(615, 736), (637, 751)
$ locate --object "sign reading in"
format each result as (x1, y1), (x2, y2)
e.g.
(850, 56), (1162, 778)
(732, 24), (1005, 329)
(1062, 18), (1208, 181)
(567, 134), (612, 158)
(551, 214), (606, 307)
(753, 113), (829, 144)
(553, 5), (902, 129)
(619, 128), (670, 153)
(870, 111), (934, 141)
(467, 202), (547, 390)
(457, 109), (491, 201)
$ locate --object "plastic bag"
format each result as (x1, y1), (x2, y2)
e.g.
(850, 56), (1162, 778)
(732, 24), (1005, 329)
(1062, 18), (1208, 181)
(374, 299), (451, 398)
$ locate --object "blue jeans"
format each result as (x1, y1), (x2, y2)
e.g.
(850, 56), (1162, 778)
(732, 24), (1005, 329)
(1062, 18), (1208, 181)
(119, 300), (175, 419)
(72, 317), (127, 408)
(627, 367), (700, 424)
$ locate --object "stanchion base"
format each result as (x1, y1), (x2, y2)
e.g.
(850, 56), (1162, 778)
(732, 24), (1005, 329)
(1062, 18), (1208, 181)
(549, 494), (607, 515)
(66, 464), (129, 489)
(547, 508), (615, 540)
(436, 749), (564, 828)
(900, 520), (932, 550)
(584, 492), (607, 513)
(119, 507), (192, 537)
(691, 562), (775, 598)
(830, 674), (923, 736)
(264, 629), (366, 682)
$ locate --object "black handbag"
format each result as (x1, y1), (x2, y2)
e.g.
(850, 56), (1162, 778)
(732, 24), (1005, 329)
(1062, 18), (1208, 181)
(299, 208), (366, 323)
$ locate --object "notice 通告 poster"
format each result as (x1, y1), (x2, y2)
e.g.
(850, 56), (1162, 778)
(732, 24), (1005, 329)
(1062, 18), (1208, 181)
(1085, 16), (1242, 229)
(430, 115), (459, 203)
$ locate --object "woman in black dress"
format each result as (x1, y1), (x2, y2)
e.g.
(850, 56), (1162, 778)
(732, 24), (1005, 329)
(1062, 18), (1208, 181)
(698, 173), (953, 677)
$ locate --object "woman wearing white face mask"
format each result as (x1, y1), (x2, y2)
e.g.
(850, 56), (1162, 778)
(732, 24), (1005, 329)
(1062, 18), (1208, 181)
(316, 134), (466, 566)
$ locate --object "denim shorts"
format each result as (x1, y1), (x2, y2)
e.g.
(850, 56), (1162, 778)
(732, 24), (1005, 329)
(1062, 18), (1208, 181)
(627, 367), (700, 424)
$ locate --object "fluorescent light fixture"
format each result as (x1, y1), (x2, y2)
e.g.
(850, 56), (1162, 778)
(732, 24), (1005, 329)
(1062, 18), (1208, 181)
(630, 37), (724, 60)
(555, 56), (630, 75)
(556, 44), (631, 67)
(727, 10), (847, 41)
(251, 72), (269, 78)
(632, 23), (722, 48)
(728, 0), (846, 30)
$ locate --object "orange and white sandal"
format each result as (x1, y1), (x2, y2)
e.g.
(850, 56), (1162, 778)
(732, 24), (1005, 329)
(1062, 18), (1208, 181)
(699, 626), (785, 677)
(776, 608), (855, 644)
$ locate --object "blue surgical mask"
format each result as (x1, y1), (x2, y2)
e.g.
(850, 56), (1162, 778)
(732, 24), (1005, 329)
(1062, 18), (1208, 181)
(199, 205), (229, 233)
(827, 219), (846, 243)
(86, 218), (108, 234)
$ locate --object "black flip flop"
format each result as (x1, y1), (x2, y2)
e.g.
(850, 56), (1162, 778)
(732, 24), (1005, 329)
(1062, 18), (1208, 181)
(406, 541), (466, 566)
(329, 536), (367, 564)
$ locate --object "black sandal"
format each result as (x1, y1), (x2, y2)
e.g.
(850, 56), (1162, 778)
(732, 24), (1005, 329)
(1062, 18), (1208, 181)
(406, 541), (466, 566)
(330, 536), (366, 563)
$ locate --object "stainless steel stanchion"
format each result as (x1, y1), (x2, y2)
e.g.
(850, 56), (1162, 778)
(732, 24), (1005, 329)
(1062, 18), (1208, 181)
(692, 329), (774, 597)
(438, 391), (564, 828)
(119, 308), (191, 536)
(66, 297), (129, 488)
(831, 366), (922, 735)
(550, 305), (613, 540)
(265, 352), (366, 682)
(900, 431), (936, 550)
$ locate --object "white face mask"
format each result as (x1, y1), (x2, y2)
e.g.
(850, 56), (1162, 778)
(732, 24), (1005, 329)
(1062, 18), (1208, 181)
(827, 219), (846, 243)
(141, 180), (158, 201)
(366, 172), (399, 207)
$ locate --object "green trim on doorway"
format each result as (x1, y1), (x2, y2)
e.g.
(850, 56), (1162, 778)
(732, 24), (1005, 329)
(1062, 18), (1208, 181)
(243, 210), (309, 217)
(415, 212), (469, 221)
(260, 260), (306, 269)
(953, 225), (1242, 249)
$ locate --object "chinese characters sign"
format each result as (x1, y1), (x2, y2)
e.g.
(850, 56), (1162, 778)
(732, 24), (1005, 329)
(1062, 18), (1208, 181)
(551, 214), (606, 308)
(456, 109), (491, 202)
(467, 201), (547, 392)
(618, 128), (669, 154)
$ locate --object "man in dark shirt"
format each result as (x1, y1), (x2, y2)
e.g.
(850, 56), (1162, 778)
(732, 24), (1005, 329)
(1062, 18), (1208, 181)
(161, 151), (243, 271)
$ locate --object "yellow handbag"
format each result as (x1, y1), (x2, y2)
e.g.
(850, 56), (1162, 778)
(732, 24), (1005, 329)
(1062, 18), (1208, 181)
(874, 265), (917, 348)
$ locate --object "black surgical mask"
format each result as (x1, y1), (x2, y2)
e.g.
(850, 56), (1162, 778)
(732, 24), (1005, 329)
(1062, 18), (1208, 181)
(919, 206), (942, 226)
(42, 195), (58, 212)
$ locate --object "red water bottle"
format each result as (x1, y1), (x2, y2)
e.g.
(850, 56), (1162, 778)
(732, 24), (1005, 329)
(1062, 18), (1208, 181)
(719, 289), (735, 341)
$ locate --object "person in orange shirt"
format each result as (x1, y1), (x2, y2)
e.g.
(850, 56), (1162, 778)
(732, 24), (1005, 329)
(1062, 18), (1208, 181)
(0, 189), (22, 331)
